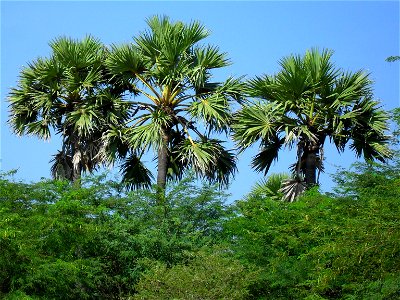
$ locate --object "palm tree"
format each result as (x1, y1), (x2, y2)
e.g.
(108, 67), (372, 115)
(233, 48), (391, 191)
(103, 16), (244, 194)
(8, 36), (130, 183)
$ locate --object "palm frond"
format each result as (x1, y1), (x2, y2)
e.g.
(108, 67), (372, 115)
(247, 75), (279, 100)
(106, 44), (145, 78)
(331, 70), (372, 108)
(249, 173), (290, 200)
(193, 45), (230, 69)
(50, 35), (104, 68)
(251, 137), (285, 175)
(232, 102), (285, 150)
(97, 125), (130, 165)
(189, 94), (231, 132)
(121, 153), (154, 190)
(239, 48), (390, 185)
(348, 97), (392, 162)
(177, 138), (236, 187)
(66, 106), (100, 136)
(50, 150), (73, 180)
(8, 35), (126, 183)
(125, 109), (172, 151)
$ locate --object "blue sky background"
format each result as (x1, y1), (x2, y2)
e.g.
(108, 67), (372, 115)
(1, 1), (399, 201)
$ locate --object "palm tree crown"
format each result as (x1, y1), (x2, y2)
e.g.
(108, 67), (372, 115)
(233, 48), (391, 189)
(103, 16), (244, 192)
(8, 36), (130, 182)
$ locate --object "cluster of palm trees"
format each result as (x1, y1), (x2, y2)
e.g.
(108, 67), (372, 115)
(8, 16), (391, 199)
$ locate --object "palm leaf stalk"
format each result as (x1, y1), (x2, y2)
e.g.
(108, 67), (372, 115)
(233, 48), (391, 200)
(103, 16), (245, 197)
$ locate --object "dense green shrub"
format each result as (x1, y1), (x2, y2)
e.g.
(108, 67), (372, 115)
(132, 251), (257, 300)
(0, 173), (231, 299)
(1, 146), (399, 299)
(225, 179), (400, 299)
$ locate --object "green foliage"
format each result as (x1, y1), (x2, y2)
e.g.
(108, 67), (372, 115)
(226, 176), (400, 299)
(1, 108), (399, 299)
(0, 172), (231, 299)
(1, 162), (400, 299)
(132, 251), (257, 300)
(104, 15), (245, 190)
(247, 173), (289, 201)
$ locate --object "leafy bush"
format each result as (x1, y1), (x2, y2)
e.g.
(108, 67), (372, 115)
(132, 251), (257, 300)
(0, 173), (231, 299)
(1, 144), (399, 299)
(226, 178), (400, 299)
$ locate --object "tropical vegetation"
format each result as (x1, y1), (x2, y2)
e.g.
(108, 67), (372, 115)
(4, 16), (399, 300)
(1, 141), (399, 299)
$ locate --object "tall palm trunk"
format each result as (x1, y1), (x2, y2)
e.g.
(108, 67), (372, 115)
(72, 138), (82, 186)
(303, 144), (319, 188)
(156, 127), (170, 198)
(72, 163), (82, 183)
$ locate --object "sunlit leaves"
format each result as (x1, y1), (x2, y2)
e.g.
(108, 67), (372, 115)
(189, 94), (231, 132)
(177, 139), (236, 187)
(331, 70), (372, 107)
(233, 102), (285, 150)
(103, 16), (243, 189)
(50, 36), (104, 68)
(105, 44), (146, 78)
(25, 119), (51, 140)
(248, 173), (290, 201)
(66, 106), (99, 136)
(193, 45), (230, 69)
(125, 110), (172, 152)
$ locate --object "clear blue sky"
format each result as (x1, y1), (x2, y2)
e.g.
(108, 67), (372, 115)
(1, 1), (399, 201)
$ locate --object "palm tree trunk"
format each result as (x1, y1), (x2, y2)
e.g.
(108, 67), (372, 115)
(305, 151), (317, 187)
(156, 127), (170, 197)
(304, 145), (319, 188)
(72, 139), (82, 186)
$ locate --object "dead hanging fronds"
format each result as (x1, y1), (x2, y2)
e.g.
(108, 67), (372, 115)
(279, 176), (307, 202)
